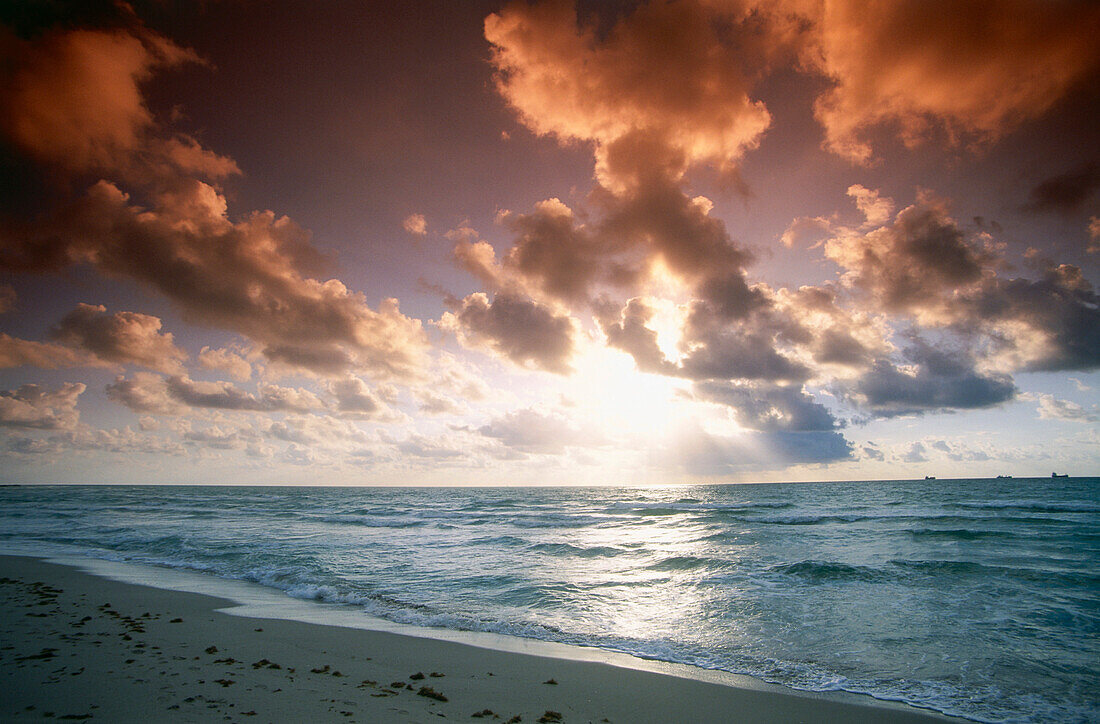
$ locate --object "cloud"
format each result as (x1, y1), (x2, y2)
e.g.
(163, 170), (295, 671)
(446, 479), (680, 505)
(861, 443), (884, 461)
(497, 198), (623, 304)
(49, 303), (186, 373)
(1, 180), (430, 377)
(416, 390), (465, 416)
(846, 184), (895, 227)
(267, 416), (370, 448)
(385, 432), (467, 461)
(825, 193), (988, 315)
(444, 292), (576, 374)
(1035, 394), (1097, 423)
(485, 0), (774, 192)
(693, 381), (841, 432)
(0, 383), (84, 430)
(478, 407), (600, 454)
(0, 17), (428, 381)
(403, 213), (427, 235)
(902, 442), (928, 463)
(197, 346), (252, 381)
(105, 372), (184, 414)
(183, 425), (251, 451)
(467, 175), (755, 311)
(802, 1), (1100, 162)
(825, 191), (1100, 374)
(0, 333), (100, 370)
(847, 343), (1016, 418)
(678, 311), (810, 383)
(1, 23), (237, 181)
(106, 374), (325, 415)
(595, 297), (675, 375)
(0, 304), (186, 373)
(328, 377), (398, 420)
(1024, 163), (1100, 214)
(968, 267), (1100, 373)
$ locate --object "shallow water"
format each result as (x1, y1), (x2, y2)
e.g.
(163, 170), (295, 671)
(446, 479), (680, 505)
(1, 478), (1097, 722)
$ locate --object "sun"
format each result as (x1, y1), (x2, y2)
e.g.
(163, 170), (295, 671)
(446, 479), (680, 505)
(564, 337), (695, 443)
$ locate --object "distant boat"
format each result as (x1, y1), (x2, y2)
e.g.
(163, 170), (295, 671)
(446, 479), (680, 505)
(996, 474), (1013, 479)
(1052, 472), (1068, 478)
(924, 475), (936, 480)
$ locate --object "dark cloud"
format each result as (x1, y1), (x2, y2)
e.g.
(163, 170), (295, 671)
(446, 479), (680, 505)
(596, 174), (753, 289)
(1024, 163), (1100, 214)
(500, 199), (626, 305)
(448, 292), (575, 374)
(812, 326), (872, 367)
(678, 301), (810, 383)
(848, 343), (1016, 418)
(959, 265), (1100, 372)
(827, 193), (1100, 374)
(693, 382), (841, 433)
(826, 195), (987, 313)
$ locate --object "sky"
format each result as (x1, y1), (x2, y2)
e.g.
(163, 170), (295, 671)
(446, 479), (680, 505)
(0, 0), (1098, 485)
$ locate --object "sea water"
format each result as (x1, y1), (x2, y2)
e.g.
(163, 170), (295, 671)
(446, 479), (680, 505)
(0, 478), (1096, 723)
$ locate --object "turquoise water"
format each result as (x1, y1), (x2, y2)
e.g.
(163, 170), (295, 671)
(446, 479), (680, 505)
(1, 478), (1097, 722)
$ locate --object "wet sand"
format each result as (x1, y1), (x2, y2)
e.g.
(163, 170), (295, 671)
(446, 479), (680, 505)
(0, 555), (961, 723)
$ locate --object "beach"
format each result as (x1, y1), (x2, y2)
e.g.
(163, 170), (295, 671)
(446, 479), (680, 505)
(0, 555), (958, 723)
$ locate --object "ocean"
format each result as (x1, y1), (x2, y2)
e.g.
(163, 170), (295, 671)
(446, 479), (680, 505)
(0, 478), (1096, 722)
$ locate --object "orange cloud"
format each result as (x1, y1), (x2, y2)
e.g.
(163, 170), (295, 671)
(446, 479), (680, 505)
(0, 334), (99, 370)
(0, 383), (85, 430)
(50, 303), (187, 374)
(485, 0), (772, 191)
(1, 180), (429, 378)
(2, 25), (237, 180)
(802, 0), (1100, 162)
(403, 213), (428, 235)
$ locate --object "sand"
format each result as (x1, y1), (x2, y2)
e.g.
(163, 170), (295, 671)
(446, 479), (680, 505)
(0, 555), (961, 723)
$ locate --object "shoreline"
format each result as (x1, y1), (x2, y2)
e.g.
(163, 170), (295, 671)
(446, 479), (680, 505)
(0, 554), (963, 723)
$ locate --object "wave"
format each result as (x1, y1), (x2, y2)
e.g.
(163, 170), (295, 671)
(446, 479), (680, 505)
(755, 512), (1083, 527)
(755, 513), (875, 525)
(316, 514), (427, 528)
(906, 528), (1014, 541)
(526, 542), (630, 558)
(948, 501), (1100, 514)
(769, 560), (892, 583)
(889, 559), (1100, 587)
(645, 555), (731, 572)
